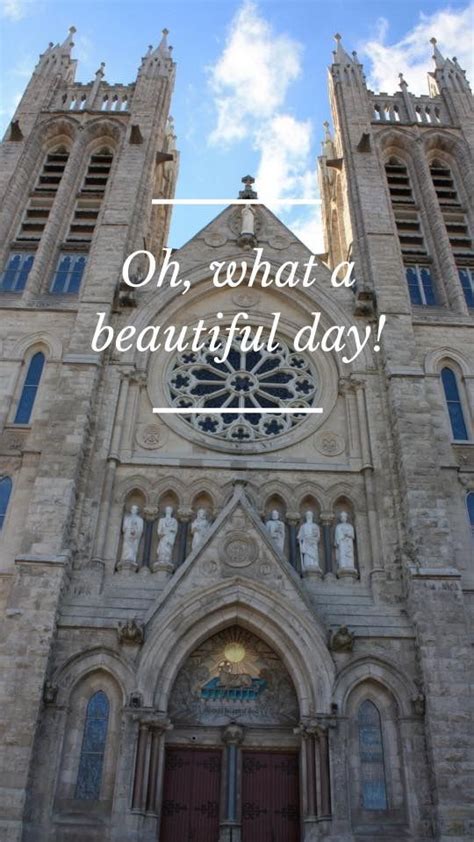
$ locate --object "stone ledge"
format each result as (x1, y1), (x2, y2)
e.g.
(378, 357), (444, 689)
(408, 565), (462, 580)
(14, 553), (69, 567)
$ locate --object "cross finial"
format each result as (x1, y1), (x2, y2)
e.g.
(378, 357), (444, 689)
(239, 175), (257, 199)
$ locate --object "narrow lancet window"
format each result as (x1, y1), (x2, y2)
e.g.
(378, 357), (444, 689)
(358, 700), (388, 810)
(441, 367), (468, 440)
(75, 690), (109, 800)
(14, 352), (45, 424)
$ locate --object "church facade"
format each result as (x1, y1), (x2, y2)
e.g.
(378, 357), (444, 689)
(0, 25), (473, 842)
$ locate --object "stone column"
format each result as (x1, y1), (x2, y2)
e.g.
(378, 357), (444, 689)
(146, 728), (161, 813)
(320, 512), (335, 578)
(176, 508), (193, 567)
(221, 723), (244, 841)
(317, 727), (331, 818)
(140, 507), (158, 573)
(131, 723), (149, 811)
(131, 715), (172, 815)
(286, 511), (300, 570)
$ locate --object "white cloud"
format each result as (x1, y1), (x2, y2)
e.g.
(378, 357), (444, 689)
(208, 0), (302, 145)
(0, 0), (35, 21)
(207, 1), (321, 251)
(361, 4), (474, 95)
(254, 114), (312, 203)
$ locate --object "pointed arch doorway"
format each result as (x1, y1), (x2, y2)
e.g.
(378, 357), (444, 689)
(160, 626), (301, 842)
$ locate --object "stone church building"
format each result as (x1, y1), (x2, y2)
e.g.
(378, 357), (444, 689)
(0, 24), (473, 842)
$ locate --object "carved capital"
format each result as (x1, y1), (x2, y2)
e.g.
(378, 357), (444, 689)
(177, 507), (194, 522)
(222, 723), (245, 745)
(143, 506), (159, 520)
(132, 710), (173, 732)
(339, 375), (365, 396)
(319, 510), (335, 526)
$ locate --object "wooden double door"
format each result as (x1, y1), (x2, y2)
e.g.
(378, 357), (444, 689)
(160, 746), (300, 842)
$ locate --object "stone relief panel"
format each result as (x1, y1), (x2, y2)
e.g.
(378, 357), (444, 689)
(168, 626), (299, 726)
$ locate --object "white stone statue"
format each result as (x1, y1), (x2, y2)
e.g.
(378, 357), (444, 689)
(241, 204), (255, 236)
(297, 511), (321, 572)
(266, 509), (285, 552)
(191, 508), (210, 552)
(120, 505), (144, 565)
(156, 506), (178, 565)
(334, 511), (356, 572)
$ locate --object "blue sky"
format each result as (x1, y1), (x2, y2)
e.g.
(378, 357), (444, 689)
(1, 0), (473, 250)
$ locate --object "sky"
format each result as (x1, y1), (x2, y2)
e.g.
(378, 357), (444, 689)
(1, 0), (473, 251)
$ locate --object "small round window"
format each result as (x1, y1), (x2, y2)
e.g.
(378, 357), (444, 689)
(167, 335), (318, 443)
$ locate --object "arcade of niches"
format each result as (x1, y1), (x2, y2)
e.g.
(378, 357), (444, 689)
(0, 22), (473, 842)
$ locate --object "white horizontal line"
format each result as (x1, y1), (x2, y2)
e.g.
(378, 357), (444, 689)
(151, 198), (322, 206)
(153, 408), (323, 414)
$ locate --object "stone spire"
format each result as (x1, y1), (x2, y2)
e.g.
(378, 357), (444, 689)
(321, 121), (335, 158)
(60, 25), (76, 52)
(332, 33), (354, 64)
(430, 37), (446, 70)
(154, 28), (172, 60)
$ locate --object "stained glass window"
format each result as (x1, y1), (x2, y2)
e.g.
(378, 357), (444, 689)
(441, 367), (468, 441)
(358, 700), (388, 811)
(0, 253), (34, 292)
(467, 493), (474, 540)
(0, 477), (12, 530)
(405, 265), (436, 306)
(14, 352), (45, 425)
(458, 267), (474, 308)
(168, 335), (317, 443)
(75, 690), (109, 800)
(50, 254), (86, 294)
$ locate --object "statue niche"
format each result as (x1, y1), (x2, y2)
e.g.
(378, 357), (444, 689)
(168, 627), (299, 727)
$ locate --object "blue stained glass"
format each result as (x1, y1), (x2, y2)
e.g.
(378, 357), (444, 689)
(0, 253), (34, 292)
(441, 368), (468, 441)
(50, 254), (86, 294)
(14, 352), (45, 425)
(458, 268), (474, 308)
(420, 268), (436, 305)
(75, 690), (109, 801)
(405, 267), (423, 305)
(0, 477), (12, 530)
(467, 493), (474, 528)
(358, 700), (388, 811)
(467, 491), (474, 526)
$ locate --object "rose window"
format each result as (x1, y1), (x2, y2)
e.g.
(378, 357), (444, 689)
(167, 336), (318, 442)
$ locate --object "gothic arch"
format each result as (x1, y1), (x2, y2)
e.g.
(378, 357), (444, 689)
(333, 655), (417, 717)
(186, 478), (220, 510)
(9, 332), (62, 362)
(114, 474), (151, 505)
(82, 116), (125, 148)
(139, 580), (335, 715)
(294, 480), (327, 511)
(52, 646), (134, 705)
(424, 346), (471, 377)
(258, 479), (293, 512)
(152, 475), (187, 506)
(327, 481), (364, 512)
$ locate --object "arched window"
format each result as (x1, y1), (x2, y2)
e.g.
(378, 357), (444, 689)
(429, 159), (473, 306)
(441, 367), (468, 440)
(467, 492), (474, 540)
(384, 157), (436, 306)
(14, 351), (45, 424)
(75, 690), (109, 800)
(358, 700), (388, 810)
(0, 477), (12, 530)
